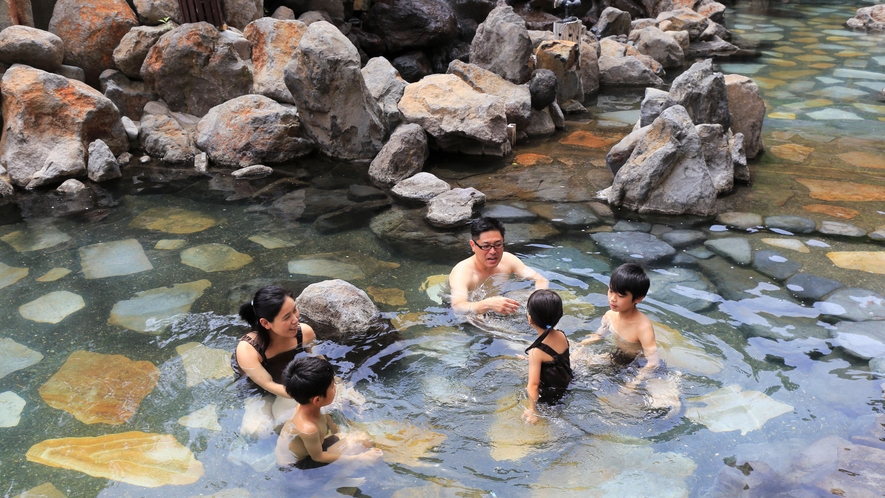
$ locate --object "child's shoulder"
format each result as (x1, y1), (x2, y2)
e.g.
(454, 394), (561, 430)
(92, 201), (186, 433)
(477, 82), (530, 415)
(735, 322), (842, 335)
(290, 415), (320, 435)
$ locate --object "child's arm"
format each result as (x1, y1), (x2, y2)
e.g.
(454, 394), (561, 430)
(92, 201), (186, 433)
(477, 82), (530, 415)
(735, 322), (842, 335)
(326, 413), (339, 435)
(522, 349), (543, 424)
(581, 313), (613, 345)
(628, 321), (660, 387)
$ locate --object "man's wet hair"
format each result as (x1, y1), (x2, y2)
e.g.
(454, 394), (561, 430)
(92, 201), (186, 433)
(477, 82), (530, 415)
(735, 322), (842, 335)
(609, 263), (650, 301)
(283, 356), (335, 405)
(527, 289), (563, 330)
(470, 217), (505, 238)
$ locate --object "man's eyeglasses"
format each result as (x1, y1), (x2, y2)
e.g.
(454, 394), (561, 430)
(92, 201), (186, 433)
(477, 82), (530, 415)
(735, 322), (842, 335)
(473, 241), (504, 251)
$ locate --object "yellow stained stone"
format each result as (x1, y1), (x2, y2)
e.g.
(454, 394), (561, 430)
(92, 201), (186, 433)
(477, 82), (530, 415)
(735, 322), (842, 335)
(391, 312), (427, 331)
(784, 99), (832, 109)
(797, 178), (885, 202)
(769, 70), (818, 80)
(180, 244), (253, 272)
(559, 131), (618, 148)
(837, 151), (885, 169)
(802, 204), (859, 219)
(1, 225), (71, 252)
(26, 431), (203, 487)
(420, 274), (448, 304)
(247, 234), (294, 249)
(767, 59), (797, 67)
(835, 51), (867, 57)
(653, 322), (723, 375)
(155, 239), (187, 250)
(367, 286), (407, 306)
(13, 482), (66, 498)
(826, 36), (851, 41)
(514, 153), (554, 166)
(486, 396), (551, 461)
(36, 268), (71, 282)
(0, 262), (28, 290)
(177, 404), (221, 431)
(795, 54), (834, 62)
(793, 37), (820, 43)
(19, 291), (85, 324)
(853, 103), (885, 115)
(176, 342), (234, 387)
(356, 420), (446, 466)
(761, 238), (810, 253)
(770, 143), (814, 162)
(768, 112), (796, 119)
(809, 63), (836, 69)
(773, 46), (803, 54)
(130, 207), (217, 234)
(827, 252), (885, 274)
(39, 351), (159, 425)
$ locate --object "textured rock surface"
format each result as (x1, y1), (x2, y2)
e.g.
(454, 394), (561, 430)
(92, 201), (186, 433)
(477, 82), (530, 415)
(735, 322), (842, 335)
(399, 74), (510, 156)
(222, 0), (263, 30)
(48, 0), (138, 85)
(0, 25), (64, 71)
(426, 187), (486, 227)
(139, 114), (198, 164)
(599, 54), (664, 86)
(87, 139), (122, 182)
(1, 65), (128, 188)
(705, 237), (752, 265)
(284, 21), (384, 160)
(534, 40), (582, 102)
(724, 74), (764, 159)
(196, 95), (313, 168)
(142, 22), (253, 117)
(819, 288), (885, 322)
(369, 123), (428, 189)
(244, 18), (307, 104)
(447, 60), (532, 130)
(362, 56), (408, 130)
(596, 7), (632, 37)
(469, 5), (532, 83)
(363, 0), (458, 53)
(99, 69), (158, 120)
(112, 23), (174, 79)
(662, 59), (730, 130)
(296, 279), (387, 340)
(390, 172), (450, 204)
(696, 123), (733, 194)
(132, 0), (183, 25)
(633, 26), (684, 68)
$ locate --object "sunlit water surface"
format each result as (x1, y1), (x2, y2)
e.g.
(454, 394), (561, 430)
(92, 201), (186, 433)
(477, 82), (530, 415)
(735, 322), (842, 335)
(2, 1), (885, 496)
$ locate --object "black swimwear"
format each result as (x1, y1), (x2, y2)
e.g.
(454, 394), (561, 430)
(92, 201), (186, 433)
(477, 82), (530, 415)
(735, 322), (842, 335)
(231, 326), (304, 395)
(293, 435), (340, 470)
(525, 327), (573, 404)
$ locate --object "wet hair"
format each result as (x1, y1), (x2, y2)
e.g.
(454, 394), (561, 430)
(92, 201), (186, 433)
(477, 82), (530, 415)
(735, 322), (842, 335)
(527, 289), (563, 330)
(609, 263), (650, 301)
(283, 356), (335, 405)
(238, 285), (294, 345)
(470, 217), (505, 239)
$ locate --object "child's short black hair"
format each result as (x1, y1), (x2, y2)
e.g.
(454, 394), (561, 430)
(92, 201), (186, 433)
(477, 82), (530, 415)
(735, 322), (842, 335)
(282, 356), (335, 405)
(609, 263), (650, 301)
(470, 217), (505, 239)
(527, 289), (563, 330)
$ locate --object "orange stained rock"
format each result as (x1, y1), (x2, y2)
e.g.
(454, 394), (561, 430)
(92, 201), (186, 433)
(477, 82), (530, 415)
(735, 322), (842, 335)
(770, 143), (814, 162)
(827, 252), (885, 274)
(754, 77), (787, 89)
(809, 63), (836, 69)
(39, 351), (159, 425)
(26, 431), (203, 487)
(797, 178), (885, 202)
(367, 286), (407, 306)
(802, 204), (860, 219)
(767, 59), (797, 67)
(837, 151), (885, 169)
(793, 37), (820, 43)
(559, 131), (618, 149)
(129, 207), (217, 234)
(514, 153), (554, 166)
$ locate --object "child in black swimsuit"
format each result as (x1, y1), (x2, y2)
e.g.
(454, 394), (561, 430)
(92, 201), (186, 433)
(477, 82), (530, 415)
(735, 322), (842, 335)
(522, 289), (573, 424)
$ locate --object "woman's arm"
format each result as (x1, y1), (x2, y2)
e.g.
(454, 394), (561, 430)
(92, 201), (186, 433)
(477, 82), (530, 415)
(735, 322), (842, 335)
(235, 340), (290, 398)
(523, 349), (543, 424)
(301, 324), (316, 354)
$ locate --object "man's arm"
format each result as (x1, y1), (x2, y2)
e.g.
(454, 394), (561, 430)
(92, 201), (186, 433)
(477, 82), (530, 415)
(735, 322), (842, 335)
(509, 254), (549, 289)
(449, 261), (521, 315)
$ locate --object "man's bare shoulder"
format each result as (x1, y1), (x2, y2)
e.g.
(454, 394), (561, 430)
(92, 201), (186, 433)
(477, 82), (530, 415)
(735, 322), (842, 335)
(498, 252), (527, 272)
(448, 256), (475, 280)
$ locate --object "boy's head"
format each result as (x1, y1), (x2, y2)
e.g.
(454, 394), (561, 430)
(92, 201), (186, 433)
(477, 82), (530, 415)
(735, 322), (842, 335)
(609, 263), (650, 302)
(527, 289), (563, 330)
(283, 356), (335, 405)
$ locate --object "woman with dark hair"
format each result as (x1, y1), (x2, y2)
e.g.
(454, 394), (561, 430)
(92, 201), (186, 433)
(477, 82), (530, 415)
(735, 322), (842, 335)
(232, 285), (316, 436)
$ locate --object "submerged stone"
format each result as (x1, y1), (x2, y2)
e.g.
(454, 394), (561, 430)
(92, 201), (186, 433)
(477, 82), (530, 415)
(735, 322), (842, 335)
(685, 384), (793, 435)
(819, 221), (866, 237)
(155, 239), (187, 250)
(109, 280), (212, 333)
(367, 286), (407, 306)
(38, 351), (159, 425)
(420, 275), (448, 304)
(559, 130), (618, 148)
(807, 108), (863, 120)
(248, 234), (296, 249)
(661, 229), (706, 249)
(0, 225), (72, 252)
(802, 203), (859, 219)
(837, 151), (885, 169)
(177, 404), (222, 431)
(797, 178), (885, 202)
(704, 237), (752, 265)
(717, 211), (762, 229)
(11, 483), (66, 498)
(765, 215), (817, 234)
(487, 396), (552, 461)
(19, 291), (85, 324)
(785, 273), (844, 301)
(648, 268), (718, 312)
(827, 252), (885, 274)
(176, 342), (235, 387)
(818, 287), (885, 322)
(0, 262), (28, 290)
(356, 420), (446, 466)
(26, 431), (203, 487)
(36, 267), (72, 282)
(181, 244), (253, 272)
(0, 338), (43, 380)
(288, 258), (365, 280)
(761, 238), (808, 253)
(752, 250), (801, 281)
(80, 239), (154, 279)
(129, 207), (217, 234)
(654, 322), (723, 375)
(769, 144), (814, 162)
(514, 153), (554, 166)
(0, 391), (26, 427)
(830, 321), (885, 360)
(590, 232), (676, 264)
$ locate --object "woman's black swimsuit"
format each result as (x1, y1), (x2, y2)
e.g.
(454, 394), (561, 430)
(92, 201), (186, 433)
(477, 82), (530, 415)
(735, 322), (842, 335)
(231, 326), (304, 396)
(525, 327), (573, 404)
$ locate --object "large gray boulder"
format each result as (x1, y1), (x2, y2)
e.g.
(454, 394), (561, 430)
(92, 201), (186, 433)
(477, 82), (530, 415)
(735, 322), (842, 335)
(724, 74), (764, 159)
(222, 0), (263, 30)
(48, 0), (138, 86)
(661, 59), (730, 130)
(141, 22), (253, 117)
(0, 0), (33, 31)
(390, 172), (450, 204)
(132, 0), (182, 25)
(595, 7), (631, 37)
(696, 123), (733, 194)
(99, 69), (158, 120)
(362, 0), (458, 53)
(112, 23), (175, 79)
(368, 123), (428, 189)
(469, 5), (532, 84)
(244, 17), (307, 104)
(361, 56), (407, 130)
(87, 139), (121, 182)
(1, 65), (128, 189)
(598, 55), (664, 87)
(447, 59), (532, 130)
(656, 8), (710, 41)
(606, 124), (650, 176)
(0, 25), (64, 71)
(296, 279), (389, 340)
(426, 187), (486, 228)
(195, 94), (314, 168)
(139, 114), (198, 164)
(284, 21), (385, 161)
(600, 105), (717, 216)
(398, 74), (510, 156)
(370, 206), (465, 262)
(579, 39), (600, 96)
(529, 68), (558, 110)
(633, 26), (684, 69)
(534, 40), (582, 103)
(640, 87), (669, 127)
(845, 5), (885, 31)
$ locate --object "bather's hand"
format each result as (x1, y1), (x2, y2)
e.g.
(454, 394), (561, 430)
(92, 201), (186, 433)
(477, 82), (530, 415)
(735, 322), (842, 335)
(522, 408), (539, 425)
(581, 333), (602, 346)
(359, 448), (383, 463)
(486, 296), (521, 315)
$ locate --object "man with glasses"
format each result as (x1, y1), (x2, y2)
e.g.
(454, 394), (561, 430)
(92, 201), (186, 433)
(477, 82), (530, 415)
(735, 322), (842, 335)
(448, 217), (548, 315)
